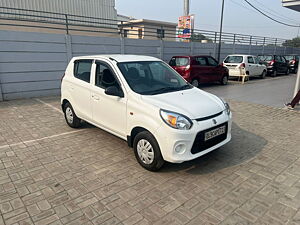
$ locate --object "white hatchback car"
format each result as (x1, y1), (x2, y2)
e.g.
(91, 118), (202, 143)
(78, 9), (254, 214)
(223, 55), (267, 78)
(61, 55), (232, 171)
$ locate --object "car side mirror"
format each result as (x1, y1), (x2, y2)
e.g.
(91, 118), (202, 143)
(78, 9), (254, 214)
(105, 86), (124, 98)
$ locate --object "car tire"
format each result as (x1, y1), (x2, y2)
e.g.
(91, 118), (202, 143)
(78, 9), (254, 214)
(220, 75), (228, 85)
(272, 70), (277, 77)
(191, 79), (199, 87)
(133, 131), (164, 171)
(63, 102), (81, 128)
(260, 70), (266, 79)
(294, 68), (298, 74)
(285, 68), (290, 75)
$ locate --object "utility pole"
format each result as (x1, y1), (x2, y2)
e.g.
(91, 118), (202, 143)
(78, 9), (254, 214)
(184, 0), (190, 16)
(217, 0), (225, 63)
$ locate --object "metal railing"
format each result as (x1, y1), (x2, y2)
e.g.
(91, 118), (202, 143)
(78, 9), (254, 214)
(0, 6), (289, 47)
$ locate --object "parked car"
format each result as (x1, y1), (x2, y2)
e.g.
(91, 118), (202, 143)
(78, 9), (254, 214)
(284, 55), (299, 74)
(223, 55), (267, 79)
(169, 55), (229, 87)
(257, 55), (290, 77)
(61, 55), (232, 171)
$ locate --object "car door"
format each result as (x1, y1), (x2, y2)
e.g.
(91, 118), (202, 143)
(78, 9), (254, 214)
(207, 56), (222, 82)
(90, 60), (127, 138)
(69, 59), (93, 121)
(274, 55), (283, 72)
(194, 56), (210, 83)
(247, 56), (256, 76)
(281, 56), (288, 72)
(253, 56), (263, 75)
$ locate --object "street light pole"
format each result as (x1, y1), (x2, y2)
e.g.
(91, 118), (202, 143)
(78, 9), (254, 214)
(217, 0), (225, 63)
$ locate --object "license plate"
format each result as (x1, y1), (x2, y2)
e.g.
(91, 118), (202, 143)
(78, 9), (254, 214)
(204, 126), (226, 141)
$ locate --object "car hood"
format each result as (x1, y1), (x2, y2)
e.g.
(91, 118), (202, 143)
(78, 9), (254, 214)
(141, 88), (224, 120)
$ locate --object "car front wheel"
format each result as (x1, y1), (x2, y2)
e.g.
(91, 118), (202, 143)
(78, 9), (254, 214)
(63, 102), (81, 128)
(133, 131), (164, 171)
(260, 70), (266, 79)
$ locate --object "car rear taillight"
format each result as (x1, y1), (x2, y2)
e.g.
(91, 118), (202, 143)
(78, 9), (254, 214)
(239, 63), (245, 68)
(184, 65), (190, 71)
(291, 60), (296, 64)
(269, 60), (275, 66)
(61, 73), (65, 82)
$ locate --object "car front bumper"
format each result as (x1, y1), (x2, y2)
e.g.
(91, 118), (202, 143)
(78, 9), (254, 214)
(154, 111), (232, 163)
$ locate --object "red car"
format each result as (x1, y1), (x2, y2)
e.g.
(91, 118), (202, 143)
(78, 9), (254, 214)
(169, 55), (229, 87)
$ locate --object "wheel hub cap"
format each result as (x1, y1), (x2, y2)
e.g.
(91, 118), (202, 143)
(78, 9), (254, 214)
(137, 139), (154, 165)
(66, 107), (73, 124)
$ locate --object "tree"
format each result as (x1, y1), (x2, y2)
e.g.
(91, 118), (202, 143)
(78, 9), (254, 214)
(191, 33), (212, 43)
(283, 37), (300, 48)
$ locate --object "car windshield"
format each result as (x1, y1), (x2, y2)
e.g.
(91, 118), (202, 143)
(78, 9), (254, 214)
(258, 55), (273, 61)
(224, 56), (243, 63)
(117, 61), (192, 95)
(169, 57), (189, 66)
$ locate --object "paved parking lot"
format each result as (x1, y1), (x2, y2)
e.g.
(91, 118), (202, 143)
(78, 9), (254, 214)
(0, 96), (299, 225)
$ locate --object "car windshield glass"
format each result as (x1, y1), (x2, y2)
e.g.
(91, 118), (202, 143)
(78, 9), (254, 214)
(169, 57), (189, 66)
(284, 56), (294, 61)
(224, 56), (243, 63)
(117, 61), (192, 95)
(258, 55), (273, 61)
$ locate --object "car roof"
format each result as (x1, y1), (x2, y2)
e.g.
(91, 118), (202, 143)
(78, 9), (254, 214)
(172, 55), (212, 58)
(226, 54), (253, 57)
(72, 54), (160, 63)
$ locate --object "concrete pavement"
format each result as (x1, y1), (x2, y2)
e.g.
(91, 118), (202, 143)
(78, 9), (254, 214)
(200, 74), (298, 109)
(0, 95), (299, 225)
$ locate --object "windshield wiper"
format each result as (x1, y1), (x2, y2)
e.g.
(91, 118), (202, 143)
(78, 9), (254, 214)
(142, 85), (192, 95)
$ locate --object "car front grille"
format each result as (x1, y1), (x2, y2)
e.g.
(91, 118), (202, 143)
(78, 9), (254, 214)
(191, 122), (228, 154)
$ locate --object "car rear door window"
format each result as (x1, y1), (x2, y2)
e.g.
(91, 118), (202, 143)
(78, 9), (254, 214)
(247, 57), (254, 64)
(74, 60), (93, 83)
(195, 57), (208, 66)
(275, 55), (281, 62)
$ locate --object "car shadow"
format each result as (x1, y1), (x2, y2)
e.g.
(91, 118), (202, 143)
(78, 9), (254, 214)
(160, 122), (267, 174)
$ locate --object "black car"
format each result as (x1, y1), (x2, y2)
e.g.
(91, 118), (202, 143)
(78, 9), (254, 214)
(257, 55), (290, 77)
(284, 55), (299, 74)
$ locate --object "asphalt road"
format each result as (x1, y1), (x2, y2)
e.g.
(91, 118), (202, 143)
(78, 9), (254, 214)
(200, 74), (298, 108)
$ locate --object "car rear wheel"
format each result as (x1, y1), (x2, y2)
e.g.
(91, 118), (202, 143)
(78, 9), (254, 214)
(133, 131), (164, 171)
(294, 68), (298, 74)
(220, 75), (228, 85)
(63, 102), (81, 128)
(272, 70), (277, 77)
(260, 70), (266, 79)
(191, 79), (199, 87)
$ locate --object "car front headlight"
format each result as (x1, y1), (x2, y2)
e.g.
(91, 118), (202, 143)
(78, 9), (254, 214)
(220, 98), (230, 115)
(160, 109), (193, 130)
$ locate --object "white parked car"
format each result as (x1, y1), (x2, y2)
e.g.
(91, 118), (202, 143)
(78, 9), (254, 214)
(61, 55), (232, 171)
(223, 55), (267, 78)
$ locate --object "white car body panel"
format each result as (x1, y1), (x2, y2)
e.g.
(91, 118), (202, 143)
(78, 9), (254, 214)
(61, 55), (232, 164)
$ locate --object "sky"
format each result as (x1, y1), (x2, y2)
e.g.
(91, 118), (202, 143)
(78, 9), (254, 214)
(116, 0), (300, 40)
